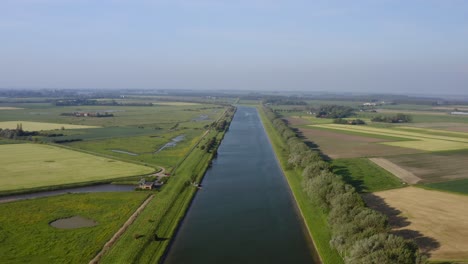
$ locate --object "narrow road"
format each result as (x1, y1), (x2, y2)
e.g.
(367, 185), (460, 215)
(89, 194), (155, 264)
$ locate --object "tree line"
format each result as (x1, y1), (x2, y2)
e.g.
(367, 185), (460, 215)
(263, 106), (426, 264)
(371, 113), (412, 123)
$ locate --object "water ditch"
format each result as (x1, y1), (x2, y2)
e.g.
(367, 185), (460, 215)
(163, 106), (319, 264)
(0, 184), (135, 204)
(155, 135), (185, 153)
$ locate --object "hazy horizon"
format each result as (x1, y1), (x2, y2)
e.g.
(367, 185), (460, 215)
(1, 0), (467, 94)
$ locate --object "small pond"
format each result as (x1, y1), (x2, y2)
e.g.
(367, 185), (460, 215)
(155, 135), (185, 153)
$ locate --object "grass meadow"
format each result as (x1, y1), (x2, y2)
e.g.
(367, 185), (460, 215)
(0, 144), (154, 193)
(0, 192), (149, 264)
(0, 121), (98, 130)
(68, 129), (204, 170)
(423, 179), (468, 194)
(332, 158), (405, 193)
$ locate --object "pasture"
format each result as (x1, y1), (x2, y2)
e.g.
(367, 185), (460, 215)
(0, 192), (149, 264)
(0, 144), (154, 192)
(0, 121), (98, 130)
(363, 187), (468, 261)
(332, 158), (405, 192)
(386, 151), (468, 183)
(69, 129), (204, 169)
(312, 124), (468, 151)
(0, 103), (223, 128)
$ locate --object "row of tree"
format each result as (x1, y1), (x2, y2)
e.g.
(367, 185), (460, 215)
(263, 96), (308, 105)
(316, 105), (355, 118)
(0, 124), (39, 140)
(333, 118), (366, 125)
(371, 113), (412, 123)
(263, 106), (425, 264)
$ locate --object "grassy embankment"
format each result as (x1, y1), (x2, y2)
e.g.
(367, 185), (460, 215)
(0, 143), (154, 195)
(332, 158), (405, 193)
(0, 192), (149, 263)
(99, 108), (234, 264)
(257, 107), (343, 264)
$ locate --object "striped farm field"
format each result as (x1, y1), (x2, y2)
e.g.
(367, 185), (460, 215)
(0, 121), (99, 131)
(0, 144), (154, 192)
(311, 124), (468, 151)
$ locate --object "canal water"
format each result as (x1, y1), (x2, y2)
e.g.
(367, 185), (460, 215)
(164, 106), (318, 264)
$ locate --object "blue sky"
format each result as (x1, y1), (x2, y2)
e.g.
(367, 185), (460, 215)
(1, 0), (467, 94)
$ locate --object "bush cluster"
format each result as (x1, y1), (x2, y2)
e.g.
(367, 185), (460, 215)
(371, 113), (412, 123)
(263, 106), (425, 264)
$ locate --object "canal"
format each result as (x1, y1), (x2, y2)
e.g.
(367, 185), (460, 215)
(164, 106), (318, 264)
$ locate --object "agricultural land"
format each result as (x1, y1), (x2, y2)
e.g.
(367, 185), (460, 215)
(364, 187), (468, 261)
(0, 143), (154, 193)
(0, 192), (149, 263)
(0, 92), (235, 263)
(272, 98), (468, 262)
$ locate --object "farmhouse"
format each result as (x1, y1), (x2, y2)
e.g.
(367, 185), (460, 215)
(138, 179), (163, 190)
(451, 111), (468, 115)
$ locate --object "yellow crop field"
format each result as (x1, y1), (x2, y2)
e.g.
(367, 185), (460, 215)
(0, 107), (24, 110)
(153, 102), (201, 106)
(0, 121), (99, 130)
(0, 144), (154, 192)
(312, 124), (468, 151)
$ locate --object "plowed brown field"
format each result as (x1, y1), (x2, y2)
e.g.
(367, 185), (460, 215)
(363, 187), (468, 261)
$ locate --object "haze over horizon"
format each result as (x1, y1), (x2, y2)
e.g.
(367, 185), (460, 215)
(1, 0), (467, 94)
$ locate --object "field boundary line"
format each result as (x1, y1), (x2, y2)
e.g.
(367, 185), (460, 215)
(369, 158), (422, 184)
(89, 194), (154, 264)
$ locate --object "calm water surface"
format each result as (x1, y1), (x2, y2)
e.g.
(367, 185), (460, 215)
(0, 184), (135, 204)
(164, 106), (318, 264)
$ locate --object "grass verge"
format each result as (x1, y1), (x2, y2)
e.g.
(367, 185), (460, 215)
(332, 158), (405, 193)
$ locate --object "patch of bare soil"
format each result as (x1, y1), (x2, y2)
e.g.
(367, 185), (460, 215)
(363, 187), (468, 261)
(369, 158), (422, 184)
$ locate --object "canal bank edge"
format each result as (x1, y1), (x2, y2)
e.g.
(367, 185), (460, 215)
(257, 106), (343, 264)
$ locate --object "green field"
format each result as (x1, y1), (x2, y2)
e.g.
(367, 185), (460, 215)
(0, 103), (222, 128)
(258, 107), (343, 264)
(423, 179), (468, 195)
(0, 192), (149, 264)
(332, 158), (405, 193)
(0, 144), (154, 193)
(68, 129), (204, 170)
(312, 124), (468, 151)
(0, 121), (98, 130)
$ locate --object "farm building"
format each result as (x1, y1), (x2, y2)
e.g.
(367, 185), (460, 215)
(138, 179), (163, 190)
